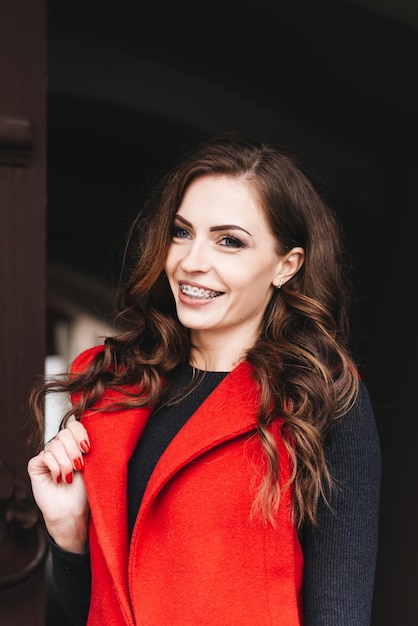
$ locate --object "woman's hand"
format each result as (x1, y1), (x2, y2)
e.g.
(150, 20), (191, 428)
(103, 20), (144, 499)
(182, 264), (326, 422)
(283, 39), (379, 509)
(27, 419), (91, 554)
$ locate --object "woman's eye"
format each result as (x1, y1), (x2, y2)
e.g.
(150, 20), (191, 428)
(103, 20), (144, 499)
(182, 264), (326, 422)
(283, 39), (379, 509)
(220, 235), (244, 248)
(172, 226), (190, 239)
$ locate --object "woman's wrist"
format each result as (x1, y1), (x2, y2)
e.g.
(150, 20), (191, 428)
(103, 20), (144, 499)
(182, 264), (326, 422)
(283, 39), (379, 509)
(46, 515), (89, 554)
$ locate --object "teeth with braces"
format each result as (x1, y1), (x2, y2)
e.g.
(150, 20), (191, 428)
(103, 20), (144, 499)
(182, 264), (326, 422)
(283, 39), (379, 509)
(180, 284), (222, 299)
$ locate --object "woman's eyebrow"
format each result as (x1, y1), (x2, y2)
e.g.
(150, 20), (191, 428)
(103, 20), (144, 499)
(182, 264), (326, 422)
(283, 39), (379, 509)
(209, 224), (251, 235)
(174, 214), (192, 227)
(174, 214), (250, 236)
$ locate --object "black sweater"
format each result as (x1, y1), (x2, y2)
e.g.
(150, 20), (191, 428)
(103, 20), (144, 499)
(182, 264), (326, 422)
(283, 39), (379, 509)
(50, 368), (381, 626)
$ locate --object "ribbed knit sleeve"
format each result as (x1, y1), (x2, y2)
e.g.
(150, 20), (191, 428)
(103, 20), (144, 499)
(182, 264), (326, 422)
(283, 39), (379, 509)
(49, 536), (91, 625)
(300, 381), (382, 625)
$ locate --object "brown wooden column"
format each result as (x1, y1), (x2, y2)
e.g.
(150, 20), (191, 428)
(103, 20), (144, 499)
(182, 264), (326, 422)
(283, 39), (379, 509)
(0, 0), (48, 623)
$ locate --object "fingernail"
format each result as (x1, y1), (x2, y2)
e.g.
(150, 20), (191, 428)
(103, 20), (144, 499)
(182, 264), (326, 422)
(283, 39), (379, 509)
(80, 440), (90, 453)
(65, 472), (73, 485)
(56, 475), (62, 484)
(73, 457), (83, 471)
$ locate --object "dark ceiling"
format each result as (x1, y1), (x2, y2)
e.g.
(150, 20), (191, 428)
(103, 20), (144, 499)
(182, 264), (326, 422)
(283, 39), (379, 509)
(46, 0), (418, 320)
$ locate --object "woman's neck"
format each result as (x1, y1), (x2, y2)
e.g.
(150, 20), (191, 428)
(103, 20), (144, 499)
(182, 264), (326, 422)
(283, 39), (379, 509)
(189, 343), (247, 373)
(189, 326), (258, 372)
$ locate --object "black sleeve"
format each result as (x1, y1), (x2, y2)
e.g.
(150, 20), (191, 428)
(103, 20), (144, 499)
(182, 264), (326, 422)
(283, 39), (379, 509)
(48, 535), (91, 626)
(300, 381), (382, 626)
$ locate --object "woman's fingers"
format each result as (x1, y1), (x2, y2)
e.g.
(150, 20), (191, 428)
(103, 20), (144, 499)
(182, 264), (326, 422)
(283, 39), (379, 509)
(43, 420), (91, 484)
(28, 447), (62, 484)
(66, 419), (91, 452)
(44, 438), (78, 484)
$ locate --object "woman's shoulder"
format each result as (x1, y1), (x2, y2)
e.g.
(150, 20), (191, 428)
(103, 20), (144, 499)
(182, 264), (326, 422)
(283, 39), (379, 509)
(350, 380), (375, 421)
(327, 380), (381, 472)
(70, 344), (105, 374)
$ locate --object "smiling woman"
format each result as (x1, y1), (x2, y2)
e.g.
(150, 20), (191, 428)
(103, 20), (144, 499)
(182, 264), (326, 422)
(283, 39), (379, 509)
(27, 134), (381, 626)
(165, 175), (304, 371)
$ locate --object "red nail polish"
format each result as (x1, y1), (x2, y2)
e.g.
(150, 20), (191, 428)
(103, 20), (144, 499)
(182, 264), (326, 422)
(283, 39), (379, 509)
(65, 472), (73, 485)
(73, 457), (83, 471)
(80, 440), (90, 453)
(56, 475), (62, 484)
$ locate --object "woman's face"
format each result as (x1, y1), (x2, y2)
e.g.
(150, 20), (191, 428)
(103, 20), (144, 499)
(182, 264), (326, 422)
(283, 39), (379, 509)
(165, 175), (294, 363)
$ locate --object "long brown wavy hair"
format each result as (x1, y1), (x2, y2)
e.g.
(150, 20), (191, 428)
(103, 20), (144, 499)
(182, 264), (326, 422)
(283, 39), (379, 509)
(30, 134), (359, 527)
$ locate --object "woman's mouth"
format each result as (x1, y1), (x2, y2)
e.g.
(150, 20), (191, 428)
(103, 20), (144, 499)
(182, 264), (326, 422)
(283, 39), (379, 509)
(180, 283), (223, 300)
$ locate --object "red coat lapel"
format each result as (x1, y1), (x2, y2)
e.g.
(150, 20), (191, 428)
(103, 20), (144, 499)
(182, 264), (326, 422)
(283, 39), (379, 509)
(137, 361), (260, 523)
(81, 396), (153, 622)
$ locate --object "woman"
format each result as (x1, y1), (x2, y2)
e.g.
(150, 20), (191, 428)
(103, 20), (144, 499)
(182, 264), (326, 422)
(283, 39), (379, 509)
(27, 135), (381, 625)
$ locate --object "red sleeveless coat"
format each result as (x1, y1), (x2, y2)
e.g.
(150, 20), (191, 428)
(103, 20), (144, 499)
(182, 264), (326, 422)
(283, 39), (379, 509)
(72, 346), (304, 625)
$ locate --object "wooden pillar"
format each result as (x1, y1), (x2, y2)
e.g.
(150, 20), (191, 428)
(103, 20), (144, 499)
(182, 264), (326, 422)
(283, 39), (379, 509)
(0, 0), (48, 623)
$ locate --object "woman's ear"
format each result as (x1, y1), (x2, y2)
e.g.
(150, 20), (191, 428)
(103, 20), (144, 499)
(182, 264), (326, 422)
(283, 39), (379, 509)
(273, 247), (305, 288)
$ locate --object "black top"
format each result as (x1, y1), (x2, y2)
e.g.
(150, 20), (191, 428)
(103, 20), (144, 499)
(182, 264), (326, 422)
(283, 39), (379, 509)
(49, 367), (381, 626)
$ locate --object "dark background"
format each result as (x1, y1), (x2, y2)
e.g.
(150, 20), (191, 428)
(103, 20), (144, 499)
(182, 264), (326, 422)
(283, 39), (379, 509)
(45, 1), (418, 624)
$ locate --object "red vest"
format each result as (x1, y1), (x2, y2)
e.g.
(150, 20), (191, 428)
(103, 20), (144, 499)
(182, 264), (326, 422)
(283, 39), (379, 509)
(73, 347), (304, 625)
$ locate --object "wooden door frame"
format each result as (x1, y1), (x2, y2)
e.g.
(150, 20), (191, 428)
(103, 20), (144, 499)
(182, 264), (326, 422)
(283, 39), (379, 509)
(0, 0), (48, 623)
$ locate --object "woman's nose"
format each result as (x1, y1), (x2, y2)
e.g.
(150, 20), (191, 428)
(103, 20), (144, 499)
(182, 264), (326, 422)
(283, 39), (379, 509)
(179, 239), (211, 273)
